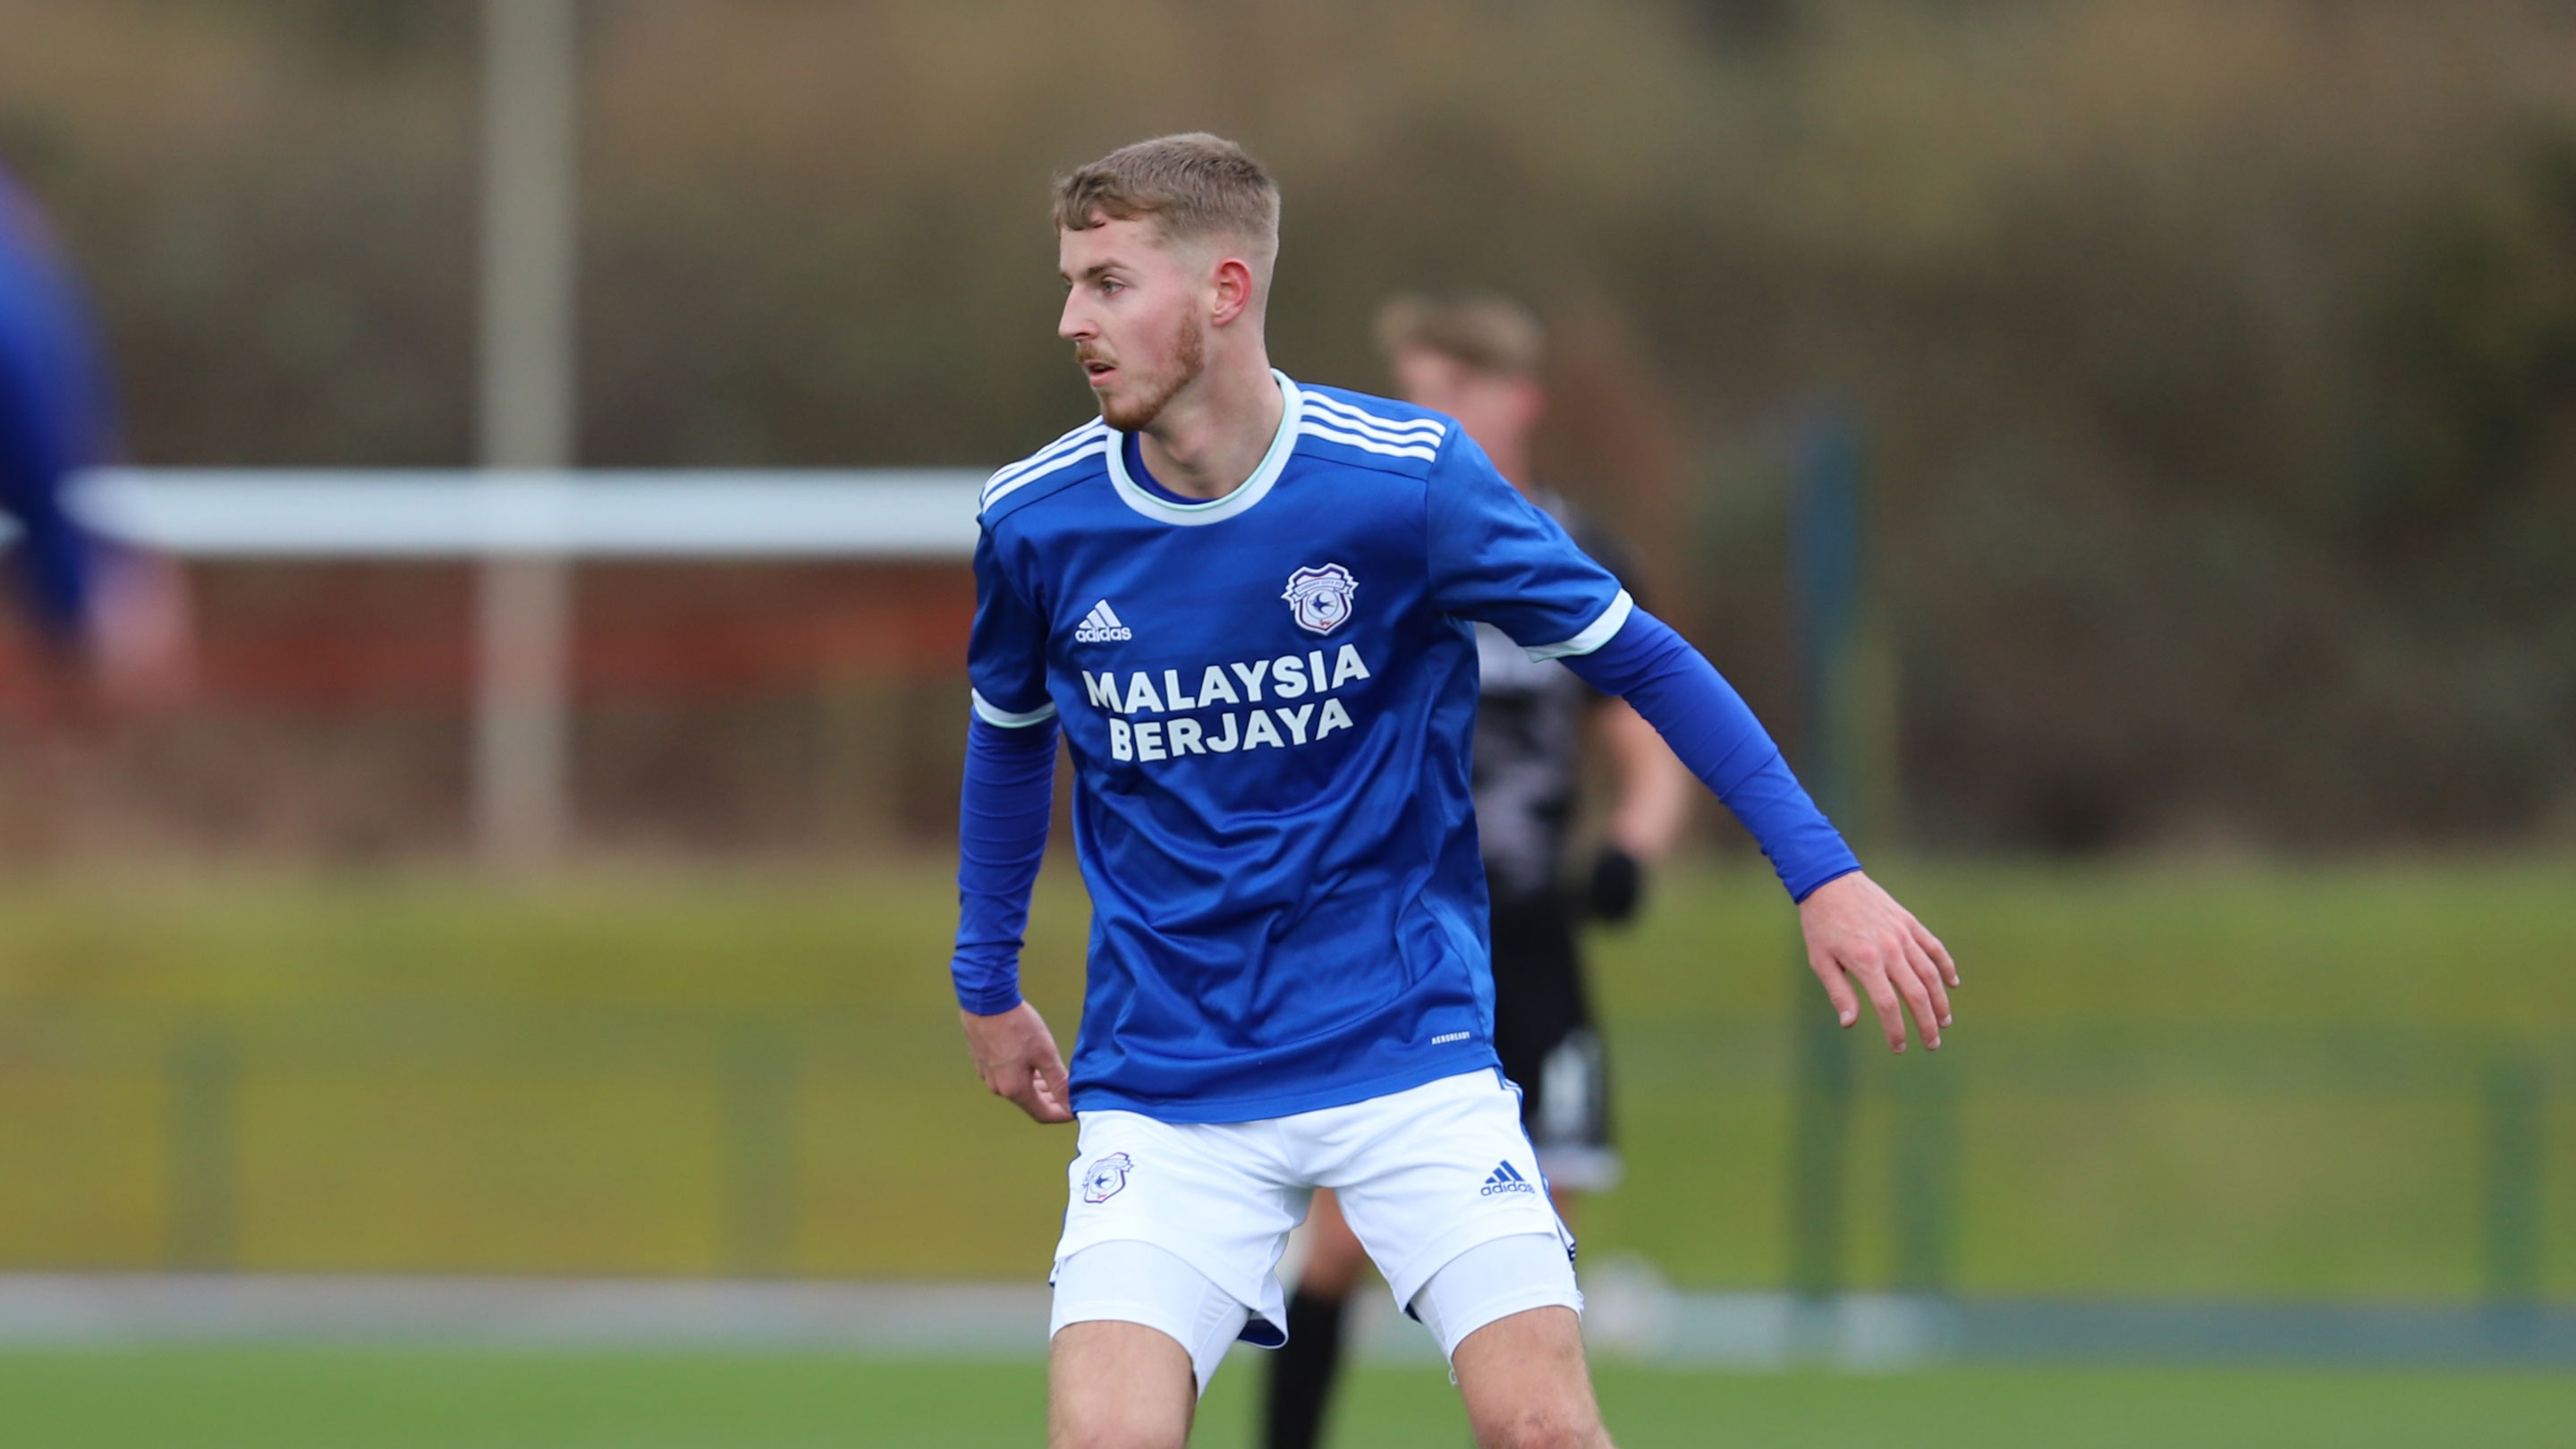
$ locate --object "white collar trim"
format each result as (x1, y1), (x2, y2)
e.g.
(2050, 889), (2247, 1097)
(1106, 370), (1302, 527)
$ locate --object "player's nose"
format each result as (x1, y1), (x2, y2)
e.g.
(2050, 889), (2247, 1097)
(1057, 294), (1093, 342)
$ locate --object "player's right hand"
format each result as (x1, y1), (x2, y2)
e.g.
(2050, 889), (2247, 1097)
(961, 1001), (1075, 1123)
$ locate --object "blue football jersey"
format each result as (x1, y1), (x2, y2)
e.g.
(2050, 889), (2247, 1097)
(969, 372), (1632, 1123)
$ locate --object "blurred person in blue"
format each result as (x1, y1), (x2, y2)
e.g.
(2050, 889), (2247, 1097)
(0, 162), (188, 707)
(953, 133), (1955, 1449)
(1261, 294), (1696, 1449)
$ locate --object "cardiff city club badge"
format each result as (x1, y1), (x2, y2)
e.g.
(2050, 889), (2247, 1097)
(1282, 564), (1359, 635)
(1080, 1152), (1134, 1204)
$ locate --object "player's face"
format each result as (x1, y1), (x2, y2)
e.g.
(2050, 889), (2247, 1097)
(1058, 217), (1208, 433)
(1393, 348), (1543, 473)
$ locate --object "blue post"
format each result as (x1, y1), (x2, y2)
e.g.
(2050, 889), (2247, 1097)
(1785, 409), (1861, 1305)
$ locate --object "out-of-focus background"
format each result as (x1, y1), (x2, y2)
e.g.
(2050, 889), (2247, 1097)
(0, 2), (2570, 1445)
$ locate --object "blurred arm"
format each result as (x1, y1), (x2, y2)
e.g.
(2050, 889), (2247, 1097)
(1598, 698), (1693, 862)
(0, 328), (94, 640)
(0, 185), (113, 642)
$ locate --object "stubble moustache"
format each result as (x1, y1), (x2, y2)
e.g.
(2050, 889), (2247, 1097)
(1085, 310), (1206, 433)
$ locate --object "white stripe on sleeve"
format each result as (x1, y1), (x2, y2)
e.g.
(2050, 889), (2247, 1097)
(970, 689), (1060, 728)
(1523, 589), (1634, 662)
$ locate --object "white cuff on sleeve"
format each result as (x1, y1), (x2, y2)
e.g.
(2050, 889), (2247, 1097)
(970, 689), (1058, 728)
(1523, 589), (1634, 662)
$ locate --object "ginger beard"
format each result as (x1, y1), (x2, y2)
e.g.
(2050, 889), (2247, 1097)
(1081, 304), (1206, 434)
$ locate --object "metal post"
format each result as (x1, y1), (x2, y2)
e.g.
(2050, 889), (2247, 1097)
(723, 1028), (800, 1277)
(1890, 1055), (1958, 1294)
(165, 1029), (238, 1270)
(476, 0), (580, 867)
(2482, 1056), (2544, 1309)
(1785, 410), (1862, 1311)
(1784, 1008), (1854, 1301)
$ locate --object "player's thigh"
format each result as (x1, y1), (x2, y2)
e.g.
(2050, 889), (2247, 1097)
(1298, 1187), (1371, 1297)
(1450, 1305), (1610, 1449)
(1326, 1071), (1571, 1312)
(1050, 1318), (1195, 1449)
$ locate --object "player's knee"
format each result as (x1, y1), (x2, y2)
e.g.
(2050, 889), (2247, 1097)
(1048, 1336), (1191, 1449)
(1460, 1339), (1602, 1447)
(1051, 1410), (1188, 1449)
(1476, 1402), (1606, 1449)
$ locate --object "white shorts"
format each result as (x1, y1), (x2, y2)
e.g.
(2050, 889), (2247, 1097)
(1049, 1068), (1578, 1358)
(1050, 1240), (1250, 1394)
(1054, 1232), (1578, 1393)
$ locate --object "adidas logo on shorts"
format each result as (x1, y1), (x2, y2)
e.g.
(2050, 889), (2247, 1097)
(1072, 599), (1132, 644)
(1479, 1160), (1538, 1198)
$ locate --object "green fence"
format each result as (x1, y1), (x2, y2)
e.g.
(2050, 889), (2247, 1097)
(1, 1004), (2562, 1304)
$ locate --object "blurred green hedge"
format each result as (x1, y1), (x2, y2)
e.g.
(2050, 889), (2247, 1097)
(0, 860), (2565, 1300)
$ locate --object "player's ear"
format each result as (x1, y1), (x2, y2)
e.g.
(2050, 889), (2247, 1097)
(1208, 254), (1257, 327)
(1511, 375), (1546, 431)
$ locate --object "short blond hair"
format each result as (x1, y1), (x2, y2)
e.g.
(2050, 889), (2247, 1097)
(1053, 132), (1280, 270)
(1374, 293), (1546, 378)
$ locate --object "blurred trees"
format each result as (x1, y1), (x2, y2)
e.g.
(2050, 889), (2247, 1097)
(0, 0), (2570, 852)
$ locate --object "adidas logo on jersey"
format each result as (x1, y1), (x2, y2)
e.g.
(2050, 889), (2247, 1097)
(1480, 1161), (1538, 1198)
(1072, 600), (1132, 644)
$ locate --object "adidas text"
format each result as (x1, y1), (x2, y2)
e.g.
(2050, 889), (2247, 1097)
(1480, 1161), (1538, 1198)
(1073, 600), (1132, 644)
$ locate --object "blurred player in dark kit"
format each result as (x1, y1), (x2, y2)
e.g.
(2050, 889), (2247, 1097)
(0, 163), (188, 707)
(1262, 295), (1695, 1449)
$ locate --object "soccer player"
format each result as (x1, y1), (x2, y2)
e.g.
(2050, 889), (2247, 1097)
(1263, 294), (1693, 1449)
(953, 134), (1955, 1449)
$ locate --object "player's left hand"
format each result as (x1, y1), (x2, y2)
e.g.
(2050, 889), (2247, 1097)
(1795, 871), (1957, 1053)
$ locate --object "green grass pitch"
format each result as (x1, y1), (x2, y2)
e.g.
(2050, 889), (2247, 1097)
(3, 1350), (2572, 1448)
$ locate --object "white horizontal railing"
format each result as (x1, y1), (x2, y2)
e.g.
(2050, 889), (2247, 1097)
(21, 466), (994, 867)
(50, 469), (988, 560)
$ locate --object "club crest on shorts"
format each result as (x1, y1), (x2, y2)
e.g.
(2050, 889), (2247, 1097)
(1080, 1151), (1134, 1204)
(1282, 564), (1359, 635)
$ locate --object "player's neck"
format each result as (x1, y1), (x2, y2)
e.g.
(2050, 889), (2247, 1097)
(1137, 354), (1284, 502)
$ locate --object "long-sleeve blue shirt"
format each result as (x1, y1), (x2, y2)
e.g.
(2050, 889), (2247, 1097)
(951, 376), (1857, 1123)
